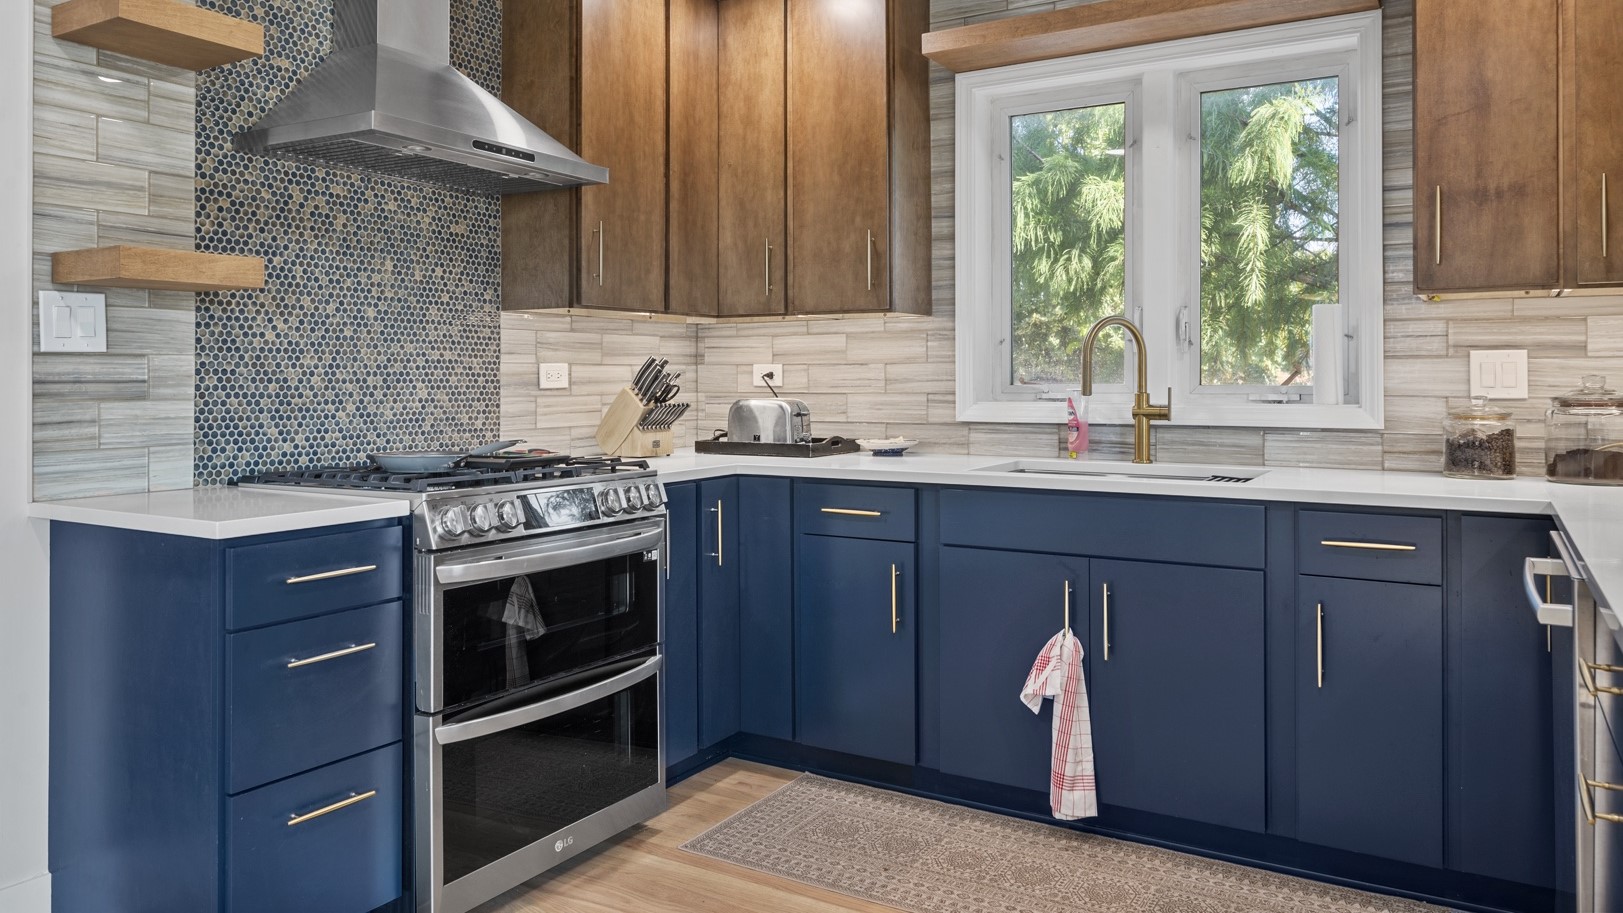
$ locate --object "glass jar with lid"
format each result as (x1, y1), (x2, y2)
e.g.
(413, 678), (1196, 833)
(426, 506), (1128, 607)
(1443, 396), (1516, 479)
(1546, 375), (1623, 484)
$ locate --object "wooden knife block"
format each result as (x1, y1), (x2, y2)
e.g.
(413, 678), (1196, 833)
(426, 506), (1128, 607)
(596, 387), (674, 458)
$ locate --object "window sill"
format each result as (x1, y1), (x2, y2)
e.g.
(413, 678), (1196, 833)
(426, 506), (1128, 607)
(957, 397), (1384, 430)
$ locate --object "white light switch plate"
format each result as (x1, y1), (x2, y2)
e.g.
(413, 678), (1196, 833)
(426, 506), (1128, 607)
(38, 290), (106, 353)
(1468, 349), (1528, 400)
(538, 363), (569, 390)
(753, 364), (783, 388)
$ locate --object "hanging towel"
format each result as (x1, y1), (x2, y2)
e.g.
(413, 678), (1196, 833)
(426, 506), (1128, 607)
(502, 575), (549, 641)
(1020, 628), (1098, 820)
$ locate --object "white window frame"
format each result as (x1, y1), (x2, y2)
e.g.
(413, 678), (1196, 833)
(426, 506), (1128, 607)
(954, 12), (1384, 430)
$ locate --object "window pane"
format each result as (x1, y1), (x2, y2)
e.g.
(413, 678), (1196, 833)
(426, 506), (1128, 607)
(1010, 103), (1127, 387)
(1199, 77), (1339, 388)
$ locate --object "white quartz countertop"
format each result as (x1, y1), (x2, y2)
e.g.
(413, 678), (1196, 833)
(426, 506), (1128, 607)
(1547, 485), (1623, 612)
(29, 486), (409, 539)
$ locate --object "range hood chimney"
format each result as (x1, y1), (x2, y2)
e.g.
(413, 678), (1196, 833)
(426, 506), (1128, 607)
(236, 0), (606, 194)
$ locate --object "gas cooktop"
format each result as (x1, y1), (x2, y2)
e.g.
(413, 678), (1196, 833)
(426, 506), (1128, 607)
(236, 454), (650, 494)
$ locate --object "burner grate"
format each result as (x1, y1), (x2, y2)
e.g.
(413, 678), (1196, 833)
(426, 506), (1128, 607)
(237, 455), (652, 493)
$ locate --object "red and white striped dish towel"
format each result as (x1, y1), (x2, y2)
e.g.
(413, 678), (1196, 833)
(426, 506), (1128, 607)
(1020, 628), (1098, 820)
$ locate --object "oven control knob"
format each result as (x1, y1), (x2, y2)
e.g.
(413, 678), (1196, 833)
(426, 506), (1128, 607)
(436, 505), (470, 538)
(496, 499), (524, 531)
(624, 485), (644, 511)
(643, 483), (663, 509)
(470, 502), (496, 535)
(598, 487), (623, 515)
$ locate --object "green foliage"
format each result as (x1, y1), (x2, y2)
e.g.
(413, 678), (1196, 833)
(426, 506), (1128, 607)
(1008, 77), (1340, 390)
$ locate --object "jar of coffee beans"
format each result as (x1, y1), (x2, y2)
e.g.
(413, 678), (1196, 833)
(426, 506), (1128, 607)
(1443, 396), (1516, 479)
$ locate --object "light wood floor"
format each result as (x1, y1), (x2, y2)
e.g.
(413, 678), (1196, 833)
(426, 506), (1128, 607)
(477, 760), (901, 913)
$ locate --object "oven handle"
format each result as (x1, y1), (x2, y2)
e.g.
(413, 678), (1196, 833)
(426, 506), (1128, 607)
(434, 654), (663, 745)
(434, 526), (664, 586)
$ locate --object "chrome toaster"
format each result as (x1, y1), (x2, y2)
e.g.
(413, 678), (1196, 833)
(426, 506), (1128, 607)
(727, 398), (812, 444)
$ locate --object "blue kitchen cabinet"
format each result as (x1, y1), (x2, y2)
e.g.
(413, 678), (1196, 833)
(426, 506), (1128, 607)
(737, 477), (794, 740)
(663, 481), (700, 768)
(1450, 515), (1556, 888)
(1087, 558), (1267, 832)
(796, 533), (917, 765)
(1297, 574), (1444, 868)
(938, 546), (1088, 792)
(698, 477), (741, 748)
(49, 519), (408, 913)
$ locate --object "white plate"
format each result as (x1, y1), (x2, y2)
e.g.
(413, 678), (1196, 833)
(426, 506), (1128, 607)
(856, 438), (918, 456)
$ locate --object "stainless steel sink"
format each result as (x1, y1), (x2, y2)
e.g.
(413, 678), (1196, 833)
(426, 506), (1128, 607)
(972, 459), (1267, 484)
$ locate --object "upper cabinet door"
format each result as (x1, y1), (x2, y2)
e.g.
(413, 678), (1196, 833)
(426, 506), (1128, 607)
(1572, 0), (1623, 287)
(718, 0), (788, 317)
(1414, 0), (1561, 294)
(787, 0), (892, 314)
(578, 0), (667, 312)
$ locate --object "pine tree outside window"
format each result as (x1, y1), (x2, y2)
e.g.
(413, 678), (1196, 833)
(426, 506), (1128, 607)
(955, 14), (1384, 430)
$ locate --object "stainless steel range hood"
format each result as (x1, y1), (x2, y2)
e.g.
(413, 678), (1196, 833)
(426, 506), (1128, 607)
(237, 0), (605, 194)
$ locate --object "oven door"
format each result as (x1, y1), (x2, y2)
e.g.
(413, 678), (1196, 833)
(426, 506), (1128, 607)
(422, 518), (664, 714)
(416, 652), (666, 913)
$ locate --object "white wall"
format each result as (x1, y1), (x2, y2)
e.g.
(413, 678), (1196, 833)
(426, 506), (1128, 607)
(1, 0), (51, 907)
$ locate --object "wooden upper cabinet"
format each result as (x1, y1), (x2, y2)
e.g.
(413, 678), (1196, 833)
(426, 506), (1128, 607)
(788, 0), (930, 316)
(501, 0), (667, 313)
(669, 0), (720, 316)
(1413, 0), (1561, 295)
(718, 0), (788, 317)
(1570, 0), (1623, 287)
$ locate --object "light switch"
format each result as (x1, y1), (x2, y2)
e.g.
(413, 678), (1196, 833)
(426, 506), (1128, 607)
(1469, 349), (1528, 400)
(38, 291), (106, 353)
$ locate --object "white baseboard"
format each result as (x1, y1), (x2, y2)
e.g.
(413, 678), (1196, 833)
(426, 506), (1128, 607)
(0, 874), (49, 913)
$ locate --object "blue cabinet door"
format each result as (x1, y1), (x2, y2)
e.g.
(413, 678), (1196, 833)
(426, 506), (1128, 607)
(939, 547), (1087, 792)
(699, 477), (741, 748)
(663, 481), (700, 766)
(1451, 516), (1555, 888)
(738, 477), (794, 740)
(796, 535), (916, 765)
(1088, 559), (1267, 832)
(1297, 575), (1443, 868)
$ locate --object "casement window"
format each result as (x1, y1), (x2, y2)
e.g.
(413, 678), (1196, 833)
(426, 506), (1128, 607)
(954, 12), (1384, 429)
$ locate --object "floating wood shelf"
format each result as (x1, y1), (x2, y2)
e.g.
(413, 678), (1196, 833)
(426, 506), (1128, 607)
(52, 246), (266, 292)
(922, 0), (1380, 73)
(52, 0), (263, 71)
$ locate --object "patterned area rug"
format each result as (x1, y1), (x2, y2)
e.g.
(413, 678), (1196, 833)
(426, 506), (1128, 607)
(681, 775), (1454, 913)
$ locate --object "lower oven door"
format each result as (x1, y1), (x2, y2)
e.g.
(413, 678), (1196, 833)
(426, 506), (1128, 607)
(415, 652), (667, 913)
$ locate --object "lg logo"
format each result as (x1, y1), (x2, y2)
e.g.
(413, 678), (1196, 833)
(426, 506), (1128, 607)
(554, 836), (575, 853)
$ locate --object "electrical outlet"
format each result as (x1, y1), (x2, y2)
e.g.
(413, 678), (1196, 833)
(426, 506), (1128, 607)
(753, 363), (783, 388)
(538, 363), (569, 390)
(1468, 349), (1528, 400)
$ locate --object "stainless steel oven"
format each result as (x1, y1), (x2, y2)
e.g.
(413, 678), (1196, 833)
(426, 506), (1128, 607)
(414, 515), (668, 913)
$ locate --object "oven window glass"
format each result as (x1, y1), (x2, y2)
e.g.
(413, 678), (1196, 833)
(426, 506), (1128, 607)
(440, 669), (660, 884)
(440, 546), (659, 711)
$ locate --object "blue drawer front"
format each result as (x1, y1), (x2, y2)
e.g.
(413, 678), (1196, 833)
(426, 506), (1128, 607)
(794, 481), (917, 542)
(227, 601), (404, 793)
(1298, 511), (1442, 585)
(227, 743), (402, 913)
(227, 525), (404, 630)
(941, 488), (1265, 569)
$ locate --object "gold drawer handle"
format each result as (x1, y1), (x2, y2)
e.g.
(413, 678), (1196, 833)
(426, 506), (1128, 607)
(1580, 661), (1623, 697)
(287, 642), (377, 669)
(1319, 540), (1418, 552)
(285, 564), (378, 585)
(821, 508), (883, 517)
(287, 790), (377, 827)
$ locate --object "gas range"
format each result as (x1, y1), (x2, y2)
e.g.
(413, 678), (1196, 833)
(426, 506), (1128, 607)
(237, 454), (666, 552)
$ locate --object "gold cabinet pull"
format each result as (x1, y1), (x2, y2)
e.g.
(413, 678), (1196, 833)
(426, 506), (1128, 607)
(287, 790), (377, 827)
(1433, 185), (1442, 265)
(287, 642), (376, 669)
(1319, 540), (1418, 552)
(1579, 773), (1623, 825)
(890, 563), (899, 634)
(710, 500), (723, 567)
(285, 564), (377, 585)
(866, 229), (874, 291)
(1101, 583), (1111, 660)
(1604, 173), (1610, 259)
(821, 507), (883, 517)
(1316, 603), (1325, 688)
(1063, 580), (1072, 632)
(1580, 660), (1623, 696)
